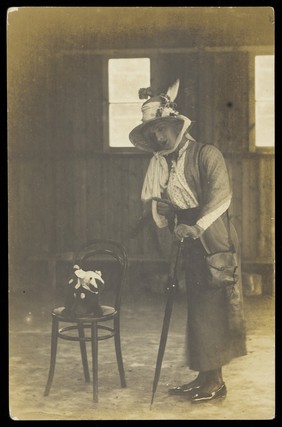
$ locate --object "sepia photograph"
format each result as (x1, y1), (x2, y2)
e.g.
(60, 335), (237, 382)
(8, 6), (275, 420)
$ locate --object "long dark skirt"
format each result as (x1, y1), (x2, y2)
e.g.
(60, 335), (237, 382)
(183, 238), (247, 372)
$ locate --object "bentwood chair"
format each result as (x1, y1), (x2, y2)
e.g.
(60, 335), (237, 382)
(44, 239), (128, 402)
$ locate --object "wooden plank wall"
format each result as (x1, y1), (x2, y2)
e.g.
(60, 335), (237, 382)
(9, 49), (275, 290)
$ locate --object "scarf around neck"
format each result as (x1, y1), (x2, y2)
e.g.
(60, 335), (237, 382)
(141, 115), (193, 228)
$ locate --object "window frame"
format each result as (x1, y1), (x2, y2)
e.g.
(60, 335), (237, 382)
(102, 54), (152, 154)
(248, 47), (274, 154)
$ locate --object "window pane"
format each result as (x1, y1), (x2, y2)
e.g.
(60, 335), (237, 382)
(109, 103), (143, 148)
(109, 58), (150, 103)
(255, 102), (274, 147)
(255, 56), (274, 101)
(108, 58), (150, 148)
(255, 55), (274, 147)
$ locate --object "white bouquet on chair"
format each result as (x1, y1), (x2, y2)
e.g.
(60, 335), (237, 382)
(63, 265), (105, 317)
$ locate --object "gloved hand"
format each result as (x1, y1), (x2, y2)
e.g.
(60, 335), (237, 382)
(174, 224), (204, 241)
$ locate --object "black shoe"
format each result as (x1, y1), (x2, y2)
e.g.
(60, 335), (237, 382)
(168, 383), (201, 396)
(191, 383), (227, 403)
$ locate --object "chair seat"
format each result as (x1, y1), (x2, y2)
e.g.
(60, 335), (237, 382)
(52, 305), (117, 321)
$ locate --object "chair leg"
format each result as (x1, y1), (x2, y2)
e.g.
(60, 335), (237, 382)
(91, 322), (98, 402)
(114, 317), (127, 388)
(44, 316), (59, 396)
(78, 324), (90, 383)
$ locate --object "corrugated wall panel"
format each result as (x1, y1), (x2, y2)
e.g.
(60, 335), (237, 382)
(225, 157), (243, 243)
(9, 49), (274, 284)
(241, 157), (261, 260)
(258, 156), (275, 261)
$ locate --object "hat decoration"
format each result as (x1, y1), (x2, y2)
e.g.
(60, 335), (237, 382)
(129, 79), (193, 153)
(138, 78), (180, 122)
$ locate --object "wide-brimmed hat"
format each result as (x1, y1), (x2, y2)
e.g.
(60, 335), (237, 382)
(129, 80), (192, 153)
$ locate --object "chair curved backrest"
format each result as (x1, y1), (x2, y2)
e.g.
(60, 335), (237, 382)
(74, 239), (128, 313)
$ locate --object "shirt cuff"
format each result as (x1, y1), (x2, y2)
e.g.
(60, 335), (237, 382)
(196, 199), (231, 230)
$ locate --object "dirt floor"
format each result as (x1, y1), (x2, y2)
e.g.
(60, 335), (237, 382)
(8, 270), (275, 421)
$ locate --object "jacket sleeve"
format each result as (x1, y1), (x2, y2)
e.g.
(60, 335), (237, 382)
(197, 144), (232, 219)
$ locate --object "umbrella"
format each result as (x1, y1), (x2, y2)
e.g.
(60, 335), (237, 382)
(150, 238), (184, 408)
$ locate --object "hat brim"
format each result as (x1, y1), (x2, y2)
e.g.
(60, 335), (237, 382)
(129, 116), (184, 153)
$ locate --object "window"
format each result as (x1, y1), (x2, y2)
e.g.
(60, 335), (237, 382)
(254, 55), (274, 148)
(108, 58), (150, 149)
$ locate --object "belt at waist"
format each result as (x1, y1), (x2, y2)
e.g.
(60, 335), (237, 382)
(176, 207), (201, 226)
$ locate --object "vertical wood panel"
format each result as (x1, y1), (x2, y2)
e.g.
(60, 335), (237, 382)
(181, 53), (198, 123)
(126, 157), (143, 254)
(119, 156), (130, 242)
(86, 156), (104, 241)
(73, 158), (88, 246)
(241, 157), (260, 260)
(225, 157), (243, 243)
(140, 157), (153, 256)
(108, 157), (121, 241)
(196, 52), (215, 144)
(54, 157), (74, 252)
(258, 157), (275, 260)
(212, 52), (249, 153)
